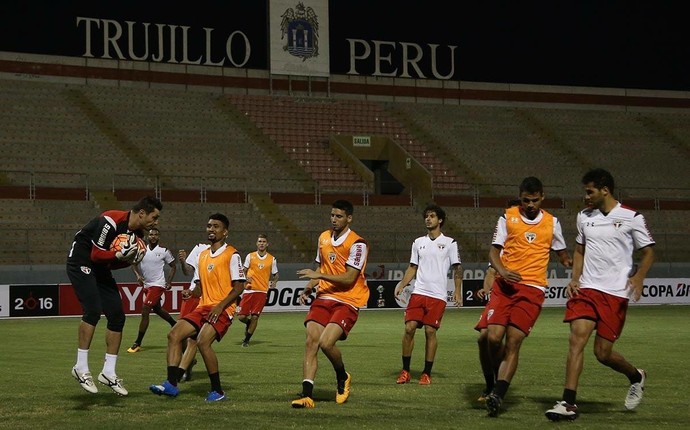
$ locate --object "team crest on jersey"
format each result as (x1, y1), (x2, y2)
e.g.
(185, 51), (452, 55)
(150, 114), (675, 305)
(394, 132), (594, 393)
(524, 232), (536, 243)
(437, 244), (446, 250)
(280, 2), (320, 61)
(80, 266), (91, 275)
(613, 220), (623, 230)
(258, 263), (265, 270)
(207, 263), (214, 272)
(328, 252), (337, 263)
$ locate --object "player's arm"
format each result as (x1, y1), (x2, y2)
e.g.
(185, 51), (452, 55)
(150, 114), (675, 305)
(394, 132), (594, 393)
(566, 243), (585, 298)
(552, 218), (572, 268)
(451, 263), (463, 306)
(132, 264), (145, 286)
(208, 279), (245, 323)
(89, 218), (123, 263)
(178, 248), (194, 276)
(166, 260), (177, 289)
(628, 245), (654, 302)
(479, 266), (496, 300)
(555, 249), (572, 268)
(489, 244), (520, 282)
(187, 280), (202, 298)
(394, 264), (418, 296)
(270, 258), (279, 289)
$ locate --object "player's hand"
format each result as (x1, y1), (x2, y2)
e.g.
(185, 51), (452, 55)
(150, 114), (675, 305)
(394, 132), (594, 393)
(165, 282), (172, 290)
(394, 281), (406, 297)
(565, 280), (580, 298)
(181, 289), (192, 300)
(136, 275), (145, 286)
(298, 287), (312, 305)
(178, 249), (187, 261)
(452, 290), (463, 307)
(627, 277), (643, 302)
(297, 269), (320, 280)
(116, 236), (138, 262)
(476, 288), (488, 300)
(499, 269), (522, 283)
(208, 305), (223, 323)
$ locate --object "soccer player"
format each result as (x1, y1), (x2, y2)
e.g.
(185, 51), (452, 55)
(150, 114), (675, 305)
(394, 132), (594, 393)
(474, 265), (500, 401)
(237, 233), (279, 347)
(291, 200), (369, 409)
(67, 196), (162, 396)
(150, 213), (246, 402)
(475, 199), (519, 401)
(393, 204), (462, 386)
(127, 227), (177, 353)
(175, 242), (209, 382)
(484, 177), (572, 417)
(546, 168), (655, 421)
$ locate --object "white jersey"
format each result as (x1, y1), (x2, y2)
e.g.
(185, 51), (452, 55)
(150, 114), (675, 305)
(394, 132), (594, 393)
(137, 244), (175, 288)
(577, 202), (655, 298)
(409, 233), (461, 301)
(186, 243), (211, 290)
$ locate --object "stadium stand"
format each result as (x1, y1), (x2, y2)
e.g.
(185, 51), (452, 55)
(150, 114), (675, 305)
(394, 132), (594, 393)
(1, 78), (689, 265)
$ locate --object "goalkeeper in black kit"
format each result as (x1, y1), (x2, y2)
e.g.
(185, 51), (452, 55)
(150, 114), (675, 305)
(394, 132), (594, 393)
(66, 196), (162, 396)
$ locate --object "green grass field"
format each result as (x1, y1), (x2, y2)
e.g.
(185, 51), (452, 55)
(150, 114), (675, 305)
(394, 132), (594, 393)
(1, 306), (688, 430)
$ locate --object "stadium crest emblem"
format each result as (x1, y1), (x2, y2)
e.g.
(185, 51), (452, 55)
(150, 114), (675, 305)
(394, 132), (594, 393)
(280, 2), (319, 61)
(525, 232), (536, 243)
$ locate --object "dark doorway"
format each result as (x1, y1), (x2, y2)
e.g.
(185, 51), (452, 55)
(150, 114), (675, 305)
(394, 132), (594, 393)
(362, 160), (404, 195)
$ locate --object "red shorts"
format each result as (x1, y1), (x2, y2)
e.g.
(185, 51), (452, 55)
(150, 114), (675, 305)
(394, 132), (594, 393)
(564, 287), (629, 342)
(485, 279), (544, 336)
(143, 286), (165, 307)
(237, 292), (268, 317)
(305, 298), (360, 340)
(474, 305), (489, 331)
(180, 295), (200, 318)
(182, 304), (233, 341)
(404, 294), (447, 330)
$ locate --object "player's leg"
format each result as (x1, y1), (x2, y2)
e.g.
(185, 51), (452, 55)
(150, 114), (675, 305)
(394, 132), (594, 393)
(178, 338), (198, 382)
(419, 325), (438, 385)
(129, 304), (151, 352)
(196, 323), (226, 401)
(152, 302), (177, 327)
(545, 318), (594, 421)
(319, 322), (351, 404)
(97, 277), (128, 395)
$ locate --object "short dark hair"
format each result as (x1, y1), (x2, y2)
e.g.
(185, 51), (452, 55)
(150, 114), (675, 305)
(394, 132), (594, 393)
(332, 199), (354, 215)
(582, 168), (615, 194)
(519, 177), (544, 194)
(257, 233), (268, 240)
(506, 198), (521, 207)
(423, 203), (446, 227)
(149, 227), (160, 233)
(132, 196), (163, 213)
(209, 213), (229, 229)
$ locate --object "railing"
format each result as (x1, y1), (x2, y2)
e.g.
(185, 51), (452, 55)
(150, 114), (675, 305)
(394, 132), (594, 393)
(3, 169), (690, 209)
(3, 227), (688, 266)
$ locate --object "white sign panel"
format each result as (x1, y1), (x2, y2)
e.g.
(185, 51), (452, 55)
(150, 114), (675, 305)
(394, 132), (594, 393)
(0, 285), (10, 317)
